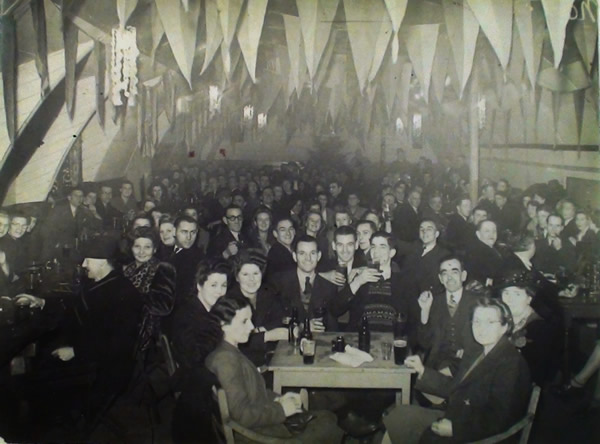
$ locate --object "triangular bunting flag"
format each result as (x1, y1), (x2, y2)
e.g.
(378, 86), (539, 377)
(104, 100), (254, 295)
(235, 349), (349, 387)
(467, 0), (513, 70)
(150, 1), (164, 63)
(383, 0), (408, 64)
(216, 0), (245, 78)
(156, 0), (200, 88)
(62, 5), (78, 120)
(540, 0), (575, 68)
(30, 0), (50, 96)
(431, 31), (451, 104)
(314, 29), (337, 92)
(507, 26), (525, 85)
(405, 24), (439, 103)
(368, 10), (393, 83)
(237, 0), (268, 83)
(514, 0), (545, 88)
(443, 0), (479, 98)
(580, 86), (599, 145)
(398, 61), (412, 121)
(573, 14), (598, 74)
(283, 14), (304, 98)
(117, 0), (138, 28)
(296, 0), (339, 82)
(201, 0), (224, 75)
(1, 14), (17, 142)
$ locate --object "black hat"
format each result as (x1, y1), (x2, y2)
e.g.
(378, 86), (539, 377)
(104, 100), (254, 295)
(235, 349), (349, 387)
(81, 236), (118, 259)
(494, 269), (536, 291)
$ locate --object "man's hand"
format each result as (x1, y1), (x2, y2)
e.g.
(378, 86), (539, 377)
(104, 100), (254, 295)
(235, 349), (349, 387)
(431, 419), (453, 437)
(418, 291), (433, 323)
(550, 237), (562, 251)
(15, 294), (45, 309)
(404, 355), (425, 378)
(319, 270), (346, 286)
(223, 241), (239, 258)
(277, 392), (303, 417)
(52, 347), (75, 361)
(310, 318), (325, 333)
(0, 251), (6, 266)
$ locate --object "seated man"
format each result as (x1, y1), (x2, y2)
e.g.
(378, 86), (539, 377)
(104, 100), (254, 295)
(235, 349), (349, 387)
(270, 234), (339, 331)
(52, 237), (143, 421)
(533, 213), (577, 276)
(354, 219), (376, 264)
(206, 204), (249, 259)
(465, 220), (503, 287)
(318, 225), (366, 284)
(330, 231), (416, 334)
(266, 217), (297, 277)
(416, 256), (480, 377)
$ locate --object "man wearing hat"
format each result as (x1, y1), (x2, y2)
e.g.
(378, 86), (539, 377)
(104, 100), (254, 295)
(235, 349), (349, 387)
(51, 236), (143, 422)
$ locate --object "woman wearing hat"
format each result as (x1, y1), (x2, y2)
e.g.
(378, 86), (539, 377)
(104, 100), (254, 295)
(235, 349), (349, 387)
(123, 226), (176, 351)
(497, 269), (560, 386)
(228, 249), (287, 366)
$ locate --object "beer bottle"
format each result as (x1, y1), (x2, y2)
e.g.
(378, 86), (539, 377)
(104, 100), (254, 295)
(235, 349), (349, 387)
(358, 315), (370, 353)
(302, 317), (312, 341)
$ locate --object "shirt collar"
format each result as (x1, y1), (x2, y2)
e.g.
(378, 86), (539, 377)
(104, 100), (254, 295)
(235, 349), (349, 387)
(422, 243), (435, 256)
(297, 269), (315, 290)
(447, 287), (464, 304)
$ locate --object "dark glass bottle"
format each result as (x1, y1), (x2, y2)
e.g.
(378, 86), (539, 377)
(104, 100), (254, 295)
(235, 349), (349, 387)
(358, 316), (370, 353)
(302, 317), (312, 341)
(288, 307), (298, 343)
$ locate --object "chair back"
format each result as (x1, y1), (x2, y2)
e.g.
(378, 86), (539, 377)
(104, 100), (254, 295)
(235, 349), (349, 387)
(159, 333), (178, 377)
(468, 385), (541, 444)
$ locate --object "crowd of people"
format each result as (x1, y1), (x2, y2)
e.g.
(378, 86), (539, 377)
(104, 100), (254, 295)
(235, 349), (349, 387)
(1, 155), (599, 443)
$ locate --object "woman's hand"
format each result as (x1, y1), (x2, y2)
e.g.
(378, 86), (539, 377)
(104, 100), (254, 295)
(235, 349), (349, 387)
(264, 327), (288, 342)
(404, 355), (425, 378)
(431, 418), (453, 437)
(277, 392), (302, 417)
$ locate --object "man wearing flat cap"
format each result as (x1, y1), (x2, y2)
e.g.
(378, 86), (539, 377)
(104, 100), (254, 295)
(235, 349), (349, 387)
(52, 236), (143, 421)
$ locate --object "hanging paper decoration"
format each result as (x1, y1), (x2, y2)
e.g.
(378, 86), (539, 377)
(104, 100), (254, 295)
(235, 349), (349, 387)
(412, 113), (422, 138)
(405, 24), (439, 103)
(314, 29), (337, 92)
(30, 0), (50, 96)
(156, 0), (200, 88)
(257, 113), (267, 129)
(467, 0), (513, 70)
(283, 14), (308, 98)
(443, 0), (478, 98)
(216, 0), (245, 79)
(150, 1), (164, 63)
(296, 0), (339, 82)
(117, 0), (138, 27)
(477, 95), (486, 129)
(540, 0), (575, 68)
(398, 61), (412, 120)
(237, 0), (268, 83)
(344, 0), (391, 92)
(62, 1), (79, 120)
(431, 32), (451, 103)
(111, 26), (139, 106)
(209, 85), (222, 116)
(1, 14), (17, 142)
(507, 25), (525, 85)
(201, 0), (224, 75)
(383, 0), (408, 64)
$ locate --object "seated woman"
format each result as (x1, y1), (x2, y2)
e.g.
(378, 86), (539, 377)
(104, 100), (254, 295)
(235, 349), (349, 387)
(206, 294), (343, 442)
(247, 207), (275, 255)
(571, 210), (599, 269)
(157, 216), (176, 261)
(228, 249), (287, 366)
(497, 269), (560, 386)
(382, 297), (531, 444)
(123, 227), (176, 352)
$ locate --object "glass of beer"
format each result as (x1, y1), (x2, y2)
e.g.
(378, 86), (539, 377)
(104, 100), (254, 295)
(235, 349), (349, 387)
(301, 339), (316, 364)
(393, 338), (408, 365)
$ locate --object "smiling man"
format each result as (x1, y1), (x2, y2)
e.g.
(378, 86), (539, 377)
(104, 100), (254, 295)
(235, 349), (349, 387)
(266, 216), (297, 277)
(170, 215), (204, 302)
(207, 205), (248, 259)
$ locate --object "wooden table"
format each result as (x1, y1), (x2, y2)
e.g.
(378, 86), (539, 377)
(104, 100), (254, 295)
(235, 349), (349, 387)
(268, 332), (415, 406)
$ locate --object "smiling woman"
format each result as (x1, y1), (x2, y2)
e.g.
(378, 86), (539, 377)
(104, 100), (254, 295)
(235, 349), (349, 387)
(123, 226), (176, 351)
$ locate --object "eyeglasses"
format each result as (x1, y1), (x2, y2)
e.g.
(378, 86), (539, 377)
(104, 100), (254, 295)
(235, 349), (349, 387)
(226, 215), (243, 221)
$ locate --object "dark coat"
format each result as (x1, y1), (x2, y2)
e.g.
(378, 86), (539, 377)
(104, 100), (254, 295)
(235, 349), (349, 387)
(266, 242), (296, 277)
(444, 214), (474, 254)
(464, 239), (504, 285)
(417, 337), (531, 443)
(417, 289), (481, 373)
(170, 246), (204, 300)
(402, 244), (449, 295)
(392, 203), (421, 242)
(206, 228), (249, 258)
(95, 201), (121, 228)
(533, 237), (577, 275)
(269, 270), (339, 330)
(41, 203), (93, 260)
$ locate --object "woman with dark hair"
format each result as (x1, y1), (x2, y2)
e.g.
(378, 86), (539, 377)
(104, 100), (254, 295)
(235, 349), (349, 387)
(123, 227), (176, 351)
(205, 294), (343, 442)
(382, 297), (531, 444)
(247, 207), (275, 255)
(497, 270), (560, 386)
(157, 216), (177, 261)
(228, 249), (286, 365)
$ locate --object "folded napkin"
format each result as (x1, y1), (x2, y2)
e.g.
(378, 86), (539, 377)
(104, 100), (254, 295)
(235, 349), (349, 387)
(329, 345), (374, 367)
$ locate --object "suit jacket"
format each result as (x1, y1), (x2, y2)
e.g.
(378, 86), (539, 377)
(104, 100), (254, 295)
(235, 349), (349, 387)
(417, 289), (481, 372)
(95, 201), (121, 228)
(417, 337), (531, 442)
(269, 270), (339, 330)
(444, 213), (474, 253)
(169, 246), (205, 302)
(266, 242), (296, 277)
(206, 227), (249, 258)
(41, 203), (90, 260)
(392, 203), (421, 242)
(402, 244), (449, 295)
(206, 341), (287, 430)
(533, 237), (577, 275)
(464, 239), (504, 285)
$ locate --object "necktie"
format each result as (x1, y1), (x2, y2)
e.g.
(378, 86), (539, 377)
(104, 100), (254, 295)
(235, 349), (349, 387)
(448, 293), (458, 317)
(301, 277), (312, 307)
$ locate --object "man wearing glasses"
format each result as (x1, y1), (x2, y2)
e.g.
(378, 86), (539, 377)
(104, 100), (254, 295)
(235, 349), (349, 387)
(207, 205), (248, 259)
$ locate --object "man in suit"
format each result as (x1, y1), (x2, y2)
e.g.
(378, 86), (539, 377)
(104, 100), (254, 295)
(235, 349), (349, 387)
(346, 190), (367, 223)
(270, 234), (339, 331)
(392, 188), (421, 242)
(444, 196), (473, 253)
(266, 216), (297, 277)
(354, 219), (376, 264)
(403, 220), (449, 295)
(533, 214), (577, 275)
(170, 215), (204, 301)
(110, 180), (138, 221)
(416, 256), (480, 376)
(328, 180), (345, 210)
(465, 220), (504, 287)
(317, 191), (335, 230)
(206, 205), (248, 259)
(95, 185), (120, 229)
